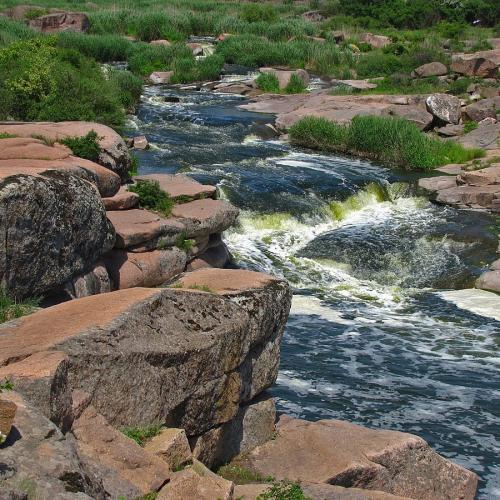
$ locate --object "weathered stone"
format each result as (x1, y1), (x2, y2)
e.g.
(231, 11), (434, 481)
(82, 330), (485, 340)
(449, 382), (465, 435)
(458, 165), (500, 186)
(145, 428), (192, 469)
(191, 395), (276, 468)
(235, 417), (478, 500)
(186, 242), (231, 271)
(451, 53), (498, 78)
(73, 405), (170, 498)
(135, 174), (216, 201)
(157, 460), (233, 500)
(435, 184), (500, 209)
(187, 42), (203, 56)
(413, 62), (447, 78)
(63, 261), (111, 299)
(457, 122), (500, 150)
(28, 11), (89, 33)
(102, 186), (140, 210)
(171, 199), (239, 238)
(418, 176), (457, 194)
(0, 399), (16, 442)
(0, 285), (290, 434)
(359, 33), (391, 49)
(0, 391), (102, 498)
(133, 135), (149, 150)
(0, 121), (132, 181)
(104, 248), (187, 289)
(302, 10), (324, 22)
(490, 259), (500, 270)
(259, 68), (310, 90)
(436, 124), (464, 137)
(107, 208), (184, 248)
(383, 105), (433, 130)
(331, 79), (377, 90)
(248, 123), (280, 140)
(426, 93), (461, 124)
(214, 83), (255, 95)
(150, 71), (174, 84)
(150, 39), (171, 46)
(465, 97), (500, 122)
(0, 171), (114, 298)
(476, 270), (500, 293)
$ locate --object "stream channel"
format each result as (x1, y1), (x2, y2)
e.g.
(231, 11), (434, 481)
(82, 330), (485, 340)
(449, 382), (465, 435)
(126, 81), (500, 498)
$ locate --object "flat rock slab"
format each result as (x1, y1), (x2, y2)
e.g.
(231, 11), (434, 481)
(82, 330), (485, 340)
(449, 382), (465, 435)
(456, 122), (500, 150)
(103, 186), (139, 210)
(435, 184), (500, 208)
(0, 137), (71, 160)
(171, 199), (239, 238)
(0, 121), (130, 180)
(458, 165), (500, 186)
(135, 174), (216, 201)
(418, 176), (457, 193)
(104, 248), (187, 289)
(186, 242), (231, 271)
(476, 270), (500, 293)
(0, 285), (289, 434)
(235, 417), (477, 500)
(107, 209), (184, 248)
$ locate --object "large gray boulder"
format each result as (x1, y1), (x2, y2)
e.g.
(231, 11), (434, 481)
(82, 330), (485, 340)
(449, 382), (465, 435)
(0, 274), (291, 435)
(426, 94), (461, 124)
(0, 171), (115, 298)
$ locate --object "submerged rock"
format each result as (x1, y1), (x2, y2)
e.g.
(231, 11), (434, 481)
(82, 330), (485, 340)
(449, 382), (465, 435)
(234, 417), (478, 500)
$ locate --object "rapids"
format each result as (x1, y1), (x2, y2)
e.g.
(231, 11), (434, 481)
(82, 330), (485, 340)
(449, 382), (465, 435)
(127, 83), (500, 498)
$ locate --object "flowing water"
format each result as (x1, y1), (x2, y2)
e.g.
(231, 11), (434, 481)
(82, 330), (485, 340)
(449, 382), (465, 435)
(127, 84), (500, 498)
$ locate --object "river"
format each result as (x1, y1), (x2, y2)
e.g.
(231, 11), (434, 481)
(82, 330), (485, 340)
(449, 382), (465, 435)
(126, 83), (500, 498)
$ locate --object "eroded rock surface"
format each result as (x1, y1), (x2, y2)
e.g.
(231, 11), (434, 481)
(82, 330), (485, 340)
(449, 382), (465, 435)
(234, 417), (478, 500)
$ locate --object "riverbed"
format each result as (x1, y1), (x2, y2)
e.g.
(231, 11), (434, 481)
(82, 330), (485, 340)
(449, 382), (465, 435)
(127, 83), (500, 498)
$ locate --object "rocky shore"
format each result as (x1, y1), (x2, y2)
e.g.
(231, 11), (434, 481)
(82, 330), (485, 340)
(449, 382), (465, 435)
(0, 119), (482, 499)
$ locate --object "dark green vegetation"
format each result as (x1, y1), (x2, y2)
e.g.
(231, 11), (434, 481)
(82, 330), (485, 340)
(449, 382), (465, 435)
(121, 424), (162, 446)
(290, 116), (485, 170)
(0, 288), (39, 324)
(175, 234), (195, 252)
(60, 130), (102, 162)
(0, 378), (13, 393)
(256, 72), (307, 94)
(0, 37), (139, 128)
(127, 179), (174, 216)
(217, 464), (267, 484)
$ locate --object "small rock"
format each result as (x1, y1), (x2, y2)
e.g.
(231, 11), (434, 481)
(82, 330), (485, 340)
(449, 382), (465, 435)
(413, 62), (447, 78)
(63, 260), (111, 299)
(384, 104), (433, 130)
(186, 242), (231, 271)
(217, 33), (232, 42)
(476, 270), (500, 293)
(331, 30), (346, 43)
(302, 10), (324, 22)
(359, 32), (391, 49)
(418, 176), (458, 193)
(187, 42), (203, 56)
(150, 39), (171, 46)
(150, 71), (174, 85)
(133, 135), (149, 150)
(465, 96), (500, 122)
(426, 93), (461, 124)
(145, 428), (193, 470)
(102, 186), (140, 211)
(451, 54), (498, 78)
(158, 460), (233, 499)
(436, 124), (465, 137)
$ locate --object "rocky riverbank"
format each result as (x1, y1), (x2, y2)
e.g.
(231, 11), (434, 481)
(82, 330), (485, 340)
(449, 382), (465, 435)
(0, 118), (483, 499)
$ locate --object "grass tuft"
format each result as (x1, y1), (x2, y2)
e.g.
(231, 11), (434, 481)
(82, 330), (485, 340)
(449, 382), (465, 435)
(121, 424), (162, 447)
(0, 289), (39, 324)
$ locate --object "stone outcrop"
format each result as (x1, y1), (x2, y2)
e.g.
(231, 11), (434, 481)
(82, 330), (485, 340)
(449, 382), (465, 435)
(451, 49), (499, 78)
(135, 174), (217, 201)
(0, 398), (16, 442)
(465, 96), (500, 122)
(0, 121), (131, 181)
(150, 71), (174, 84)
(383, 104), (433, 130)
(359, 33), (391, 49)
(233, 417), (478, 500)
(102, 186), (140, 211)
(63, 261), (111, 300)
(145, 427), (193, 470)
(456, 121), (500, 150)
(259, 68), (310, 90)
(476, 258), (500, 293)
(0, 280), (291, 433)
(239, 93), (428, 130)
(0, 170), (114, 298)
(425, 93), (461, 125)
(28, 11), (89, 33)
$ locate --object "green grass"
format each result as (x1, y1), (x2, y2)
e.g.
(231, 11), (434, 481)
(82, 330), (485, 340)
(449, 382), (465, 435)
(60, 130), (102, 162)
(256, 72), (280, 93)
(290, 115), (485, 171)
(121, 424), (162, 446)
(0, 288), (39, 324)
(175, 234), (195, 252)
(127, 179), (174, 216)
(260, 480), (310, 500)
(0, 132), (16, 139)
(217, 464), (267, 485)
(285, 73), (307, 94)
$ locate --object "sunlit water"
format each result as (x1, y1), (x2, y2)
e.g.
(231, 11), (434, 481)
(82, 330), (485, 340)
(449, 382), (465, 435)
(127, 84), (500, 498)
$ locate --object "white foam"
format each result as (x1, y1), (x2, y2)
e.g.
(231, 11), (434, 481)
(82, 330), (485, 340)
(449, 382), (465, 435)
(291, 295), (353, 324)
(439, 289), (500, 322)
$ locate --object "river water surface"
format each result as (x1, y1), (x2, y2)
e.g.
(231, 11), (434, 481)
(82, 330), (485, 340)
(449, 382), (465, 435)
(127, 84), (500, 498)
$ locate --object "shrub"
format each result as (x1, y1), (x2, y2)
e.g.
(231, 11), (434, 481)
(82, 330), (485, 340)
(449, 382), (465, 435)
(0, 38), (128, 128)
(0, 379), (13, 393)
(127, 43), (192, 76)
(108, 70), (143, 109)
(289, 115), (484, 170)
(241, 4), (278, 24)
(285, 73), (307, 94)
(0, 288), (39, 324)
(60, 131), (102, 162)
(121, 424), (162, 446)
(260, 480), (309, 500)
(171, 54), (224, 84)
(256, 72), (280, 93)
(127, 180), (174, 216)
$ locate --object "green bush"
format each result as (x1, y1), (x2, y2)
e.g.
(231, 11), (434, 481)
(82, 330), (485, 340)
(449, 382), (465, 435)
(241, 4), (278, 24)
(128, 180), (174, 216)
(127, 43), (192, 76)
(60, 131), (102, 162)
(170, 54), (224, 84)
(261, 480), (309, 500)
(0, 38), (129, 128)
(108, 70), (143, 109)
(0, 289), (39, 324)
(285, 73), (307, 94)
(289, 115), (484, 170)
(256, 72), (280, 93)
(121, 425), (162, 446)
